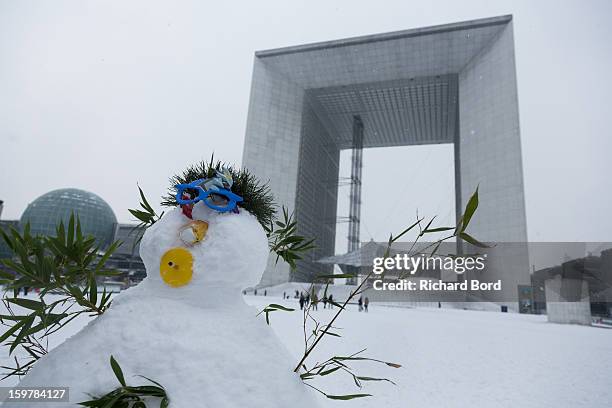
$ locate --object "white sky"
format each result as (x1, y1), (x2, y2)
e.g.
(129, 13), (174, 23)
(1, 0), (611, 250)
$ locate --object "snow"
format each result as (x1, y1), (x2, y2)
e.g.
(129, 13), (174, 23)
(2, 292), (611, 407)
(1, 204), (320, 407)
(0, 203), (611, 406)
(244, 295), (612, 408)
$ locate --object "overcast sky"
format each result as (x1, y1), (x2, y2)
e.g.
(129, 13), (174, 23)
(1, 0), (610, 251)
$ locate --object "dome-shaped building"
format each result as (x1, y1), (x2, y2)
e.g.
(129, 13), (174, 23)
(20, 188), (117, 248)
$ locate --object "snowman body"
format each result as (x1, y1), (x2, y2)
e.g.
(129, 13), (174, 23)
(5, 205), (319, 407)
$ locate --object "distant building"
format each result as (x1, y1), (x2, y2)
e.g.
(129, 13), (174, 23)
(20, 188), (117, 248)
(0, 190), (144, 288)
(532, 249), (612, 318)
(109, 223), (146, 284)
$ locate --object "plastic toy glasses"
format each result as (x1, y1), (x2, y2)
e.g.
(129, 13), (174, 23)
(175, 179), (243, 213)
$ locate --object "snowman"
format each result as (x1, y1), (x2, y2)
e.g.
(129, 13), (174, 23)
(5, 167), (321, 407)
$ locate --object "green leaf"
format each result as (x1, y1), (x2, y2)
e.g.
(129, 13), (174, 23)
(314, 273), (355, 280)
(256, 303), (295, 325)
(459, 232), (489, 248)
(129, 185), (161, 229)
(332, 353), (402, 368)
(100, 393), (122, 408)
(5, 298), (45, 311)
(391, 218), (423, 243)
(268, 207), (316, 270)
(422, 226), (454, 234)
(79, 356), (168, 407)
(318, 366), (342, 376)
(356, 376), (397, 384)
(327, 300), (345, 310)
(67, 215), (75, 247)
(460, 186), (479, 232)
(300, 372), (316, 380)
(0, 314), (27, 321)
(265, 303), (294, 312)
(110, 355), (126, 387)
(0, 318), (27, 343)
(325, 393), (372, 400)
(89, 277), (97, 306)
(137, 375), (166, 390)
(138, 184), (156, 215)
(66, 285), (86, 304)
(10, 314), (35, 354)
(420, 217), (436, 236)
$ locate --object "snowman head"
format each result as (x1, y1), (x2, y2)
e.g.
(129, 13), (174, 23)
(139, 201), (269, 295)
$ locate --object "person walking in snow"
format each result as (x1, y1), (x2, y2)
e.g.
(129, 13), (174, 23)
(299, 293), (305, 310)
(364, 297), (369, 312)
(358, 296), (363, 312)
(311, 292), (318, 310)
(328, 294), (333, 308)
(322, 295), (328, 309)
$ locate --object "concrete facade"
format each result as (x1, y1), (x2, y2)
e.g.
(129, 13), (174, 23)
(243, 15), (529, 303)
(545, 276), (592, 325)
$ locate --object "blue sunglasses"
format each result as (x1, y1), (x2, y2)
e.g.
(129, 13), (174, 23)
(175, 179), (243, 213)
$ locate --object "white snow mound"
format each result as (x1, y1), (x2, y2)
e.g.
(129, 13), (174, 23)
(6, 204), (320, 407)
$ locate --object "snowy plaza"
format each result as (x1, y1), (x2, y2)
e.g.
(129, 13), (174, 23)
(247, 294), (612, 408)
(1, 290), (610, 407)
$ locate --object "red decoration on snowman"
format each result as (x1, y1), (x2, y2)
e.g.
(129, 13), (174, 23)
(181, 193), (194, 219)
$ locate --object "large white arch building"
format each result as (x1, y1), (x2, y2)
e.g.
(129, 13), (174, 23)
(243, 15), (529, 304)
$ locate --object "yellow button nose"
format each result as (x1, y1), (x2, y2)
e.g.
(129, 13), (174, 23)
(160, 247), (194, 287)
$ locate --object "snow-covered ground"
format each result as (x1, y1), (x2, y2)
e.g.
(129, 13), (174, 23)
(245, 295), (612, 408)
(1, 293), (611, 407)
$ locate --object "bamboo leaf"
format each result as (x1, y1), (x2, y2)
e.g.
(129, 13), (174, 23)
(356, 376), (397, 385)
(265, 304), (294, 311)
(422, 226), (454, 234)
(315, 273), (355, 280)
(110, 355), (126, 387)
(319, 366), (342, 376)
(5, 298), (45, 311)
(460, 186), (479, 232)
(90, 276), (97, 306)
(459, 232), (489, 248)
(10, 314), (35, 354)
(0, 318), (26, 343)
(326, 393), (372, 400)
(392, 218), (423, 243)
